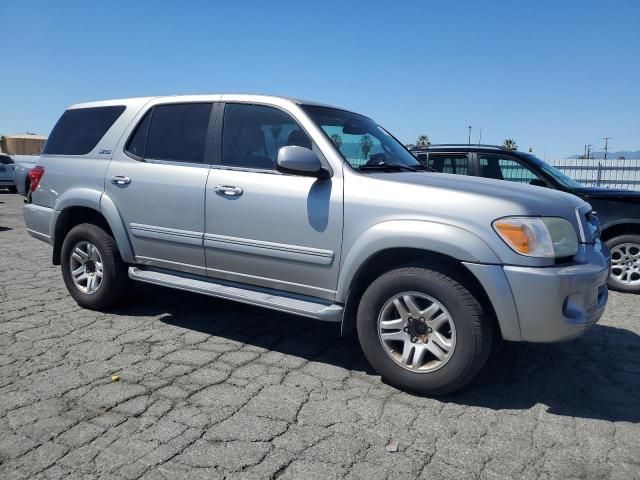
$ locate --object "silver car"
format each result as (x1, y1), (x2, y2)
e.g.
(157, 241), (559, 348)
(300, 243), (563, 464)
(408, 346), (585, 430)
(22, 95), (610, 394)
(0, 154), (16, 192)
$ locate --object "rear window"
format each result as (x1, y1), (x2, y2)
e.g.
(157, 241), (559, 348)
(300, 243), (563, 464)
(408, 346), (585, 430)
(43, 105), (126, 155)
(0, 155), (14, 165)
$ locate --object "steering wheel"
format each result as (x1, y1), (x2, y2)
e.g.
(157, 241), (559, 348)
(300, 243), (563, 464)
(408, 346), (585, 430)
(364, 153), (387, 166)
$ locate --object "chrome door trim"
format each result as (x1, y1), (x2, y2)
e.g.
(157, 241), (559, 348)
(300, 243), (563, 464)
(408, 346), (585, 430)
(203, 233), (335, 265)
(205, 265), (336, 300)
(130, 223), (204, 246)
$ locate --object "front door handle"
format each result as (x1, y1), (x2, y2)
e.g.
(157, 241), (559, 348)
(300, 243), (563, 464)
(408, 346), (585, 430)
(214, 185), (243, 197)
(111, 175), (131, 185)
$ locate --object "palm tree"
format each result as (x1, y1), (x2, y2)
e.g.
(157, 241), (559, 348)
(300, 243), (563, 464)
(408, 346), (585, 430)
(330, 133), (343, 149)
(360, 134), (373, 159)
(502, 138), (517, 150)
(416, 134), (430, 147)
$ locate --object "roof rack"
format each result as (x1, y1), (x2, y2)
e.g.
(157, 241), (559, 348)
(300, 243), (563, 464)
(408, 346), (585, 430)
(410, 144), (507, 150)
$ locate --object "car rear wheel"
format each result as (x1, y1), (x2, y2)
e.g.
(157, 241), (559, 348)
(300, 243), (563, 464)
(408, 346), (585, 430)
(606, 234), (640, 293)
(61, 223), (129, 309)
(357, 266), (492, 395)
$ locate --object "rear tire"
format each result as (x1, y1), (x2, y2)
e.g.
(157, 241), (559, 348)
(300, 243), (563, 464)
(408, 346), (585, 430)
(357, 266), (492, 395)
(606, 234), (640, 293)
(8, 186), (18, 193)
(61, 223), (129, 310)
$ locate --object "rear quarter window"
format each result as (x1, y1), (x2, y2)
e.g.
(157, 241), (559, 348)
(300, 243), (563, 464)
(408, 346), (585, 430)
(43, 105), (126, 155)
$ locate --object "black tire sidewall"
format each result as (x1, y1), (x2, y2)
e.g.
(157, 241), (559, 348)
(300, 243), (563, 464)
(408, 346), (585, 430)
(60, 224), (123, 309)
(357, 268), (488, 395)
(605, 234), (640, 293)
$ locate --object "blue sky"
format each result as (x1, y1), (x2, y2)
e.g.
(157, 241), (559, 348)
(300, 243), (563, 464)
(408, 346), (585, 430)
(1, 0), (638, 159)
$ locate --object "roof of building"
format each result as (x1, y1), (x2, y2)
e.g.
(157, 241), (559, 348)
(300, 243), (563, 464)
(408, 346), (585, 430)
(1, 134), (48, 140)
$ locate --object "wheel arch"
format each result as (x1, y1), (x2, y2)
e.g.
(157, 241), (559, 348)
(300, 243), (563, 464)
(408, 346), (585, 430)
(52, 196), (134, 265)
(339, 247), (503, 341)
(600, 220), (640, 242)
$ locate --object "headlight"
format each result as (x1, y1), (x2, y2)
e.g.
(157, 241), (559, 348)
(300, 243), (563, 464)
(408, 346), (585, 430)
(493, 216), (579, 258)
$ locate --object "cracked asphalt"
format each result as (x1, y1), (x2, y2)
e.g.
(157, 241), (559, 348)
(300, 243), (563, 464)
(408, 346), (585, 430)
(0, 192), (639, 479)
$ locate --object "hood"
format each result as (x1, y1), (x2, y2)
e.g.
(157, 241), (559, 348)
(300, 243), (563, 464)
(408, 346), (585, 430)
(574, 186), (640, 201)
(372, 171), (587, 212)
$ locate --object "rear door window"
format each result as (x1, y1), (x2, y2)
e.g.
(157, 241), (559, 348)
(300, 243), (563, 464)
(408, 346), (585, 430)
(129, 103), (212, 163)
(43, 106), (125, 155)
(427, 154), (469, 175)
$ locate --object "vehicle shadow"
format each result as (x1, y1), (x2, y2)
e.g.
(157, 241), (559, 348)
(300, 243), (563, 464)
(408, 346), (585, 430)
(115, 283), (640, 424)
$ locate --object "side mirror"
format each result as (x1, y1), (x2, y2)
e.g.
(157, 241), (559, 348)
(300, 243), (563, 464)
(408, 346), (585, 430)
(530, 179), (548, 188)
(276, 146), (328, 178)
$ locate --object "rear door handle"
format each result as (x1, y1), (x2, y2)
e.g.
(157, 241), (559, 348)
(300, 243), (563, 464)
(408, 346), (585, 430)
(214, 185), (243, 197)
(111, 175), (131, 185)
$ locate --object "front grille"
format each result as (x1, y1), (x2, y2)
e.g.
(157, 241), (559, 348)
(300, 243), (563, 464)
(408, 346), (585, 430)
(575, 205), (599, 243)
(586, 210), (601, 241)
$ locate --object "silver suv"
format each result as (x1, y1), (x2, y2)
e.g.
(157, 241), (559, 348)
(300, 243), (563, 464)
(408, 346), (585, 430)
(23, 95), (610, 394)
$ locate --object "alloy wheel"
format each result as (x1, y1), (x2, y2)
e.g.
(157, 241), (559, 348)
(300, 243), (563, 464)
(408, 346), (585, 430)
(610, 242), (640, 286)
(377, 291), (456, 373)
(69, 240), (104, 294)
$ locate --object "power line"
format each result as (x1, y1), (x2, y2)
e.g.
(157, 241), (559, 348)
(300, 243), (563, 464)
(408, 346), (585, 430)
(601, 137), (611, 160)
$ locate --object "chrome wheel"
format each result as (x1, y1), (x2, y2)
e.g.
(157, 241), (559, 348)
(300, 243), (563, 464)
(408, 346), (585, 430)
(377, 292), (456, 373)
(610, 243), (640, 286)
(69, 241), (104, 294)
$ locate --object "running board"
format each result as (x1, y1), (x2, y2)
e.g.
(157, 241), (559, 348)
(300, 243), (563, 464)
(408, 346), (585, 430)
(128, 266), (343, 322)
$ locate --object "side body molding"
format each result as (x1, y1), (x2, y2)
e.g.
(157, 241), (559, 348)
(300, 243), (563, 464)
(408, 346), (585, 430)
(336, 220), (501, 302)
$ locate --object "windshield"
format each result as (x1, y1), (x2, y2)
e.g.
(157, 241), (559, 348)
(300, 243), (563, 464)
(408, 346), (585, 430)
(539, 163), (582, 189)
(523, 154), (583, 189)
(301, 105), (421, 170)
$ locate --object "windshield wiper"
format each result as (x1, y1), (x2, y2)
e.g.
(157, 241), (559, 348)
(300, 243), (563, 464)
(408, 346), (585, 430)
(358, 162), (422, 173)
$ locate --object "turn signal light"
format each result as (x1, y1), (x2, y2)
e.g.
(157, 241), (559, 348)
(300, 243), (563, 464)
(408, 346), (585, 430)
(494, 222), (532, 254)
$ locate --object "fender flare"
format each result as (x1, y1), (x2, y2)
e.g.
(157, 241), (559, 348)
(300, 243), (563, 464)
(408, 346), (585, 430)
(336, 220), (501, 302)
(51, 188), (135, 264)
(100, 193), (135, 263)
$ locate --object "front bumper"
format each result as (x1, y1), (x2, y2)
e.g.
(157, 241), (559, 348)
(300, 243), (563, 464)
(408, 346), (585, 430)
(465, 242), (610, 342)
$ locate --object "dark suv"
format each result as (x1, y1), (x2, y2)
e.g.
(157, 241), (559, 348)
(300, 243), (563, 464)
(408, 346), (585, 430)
(411, 145), (640, 293)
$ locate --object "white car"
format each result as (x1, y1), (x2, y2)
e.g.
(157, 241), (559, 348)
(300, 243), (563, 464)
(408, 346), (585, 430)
(0, 154), (16, 192)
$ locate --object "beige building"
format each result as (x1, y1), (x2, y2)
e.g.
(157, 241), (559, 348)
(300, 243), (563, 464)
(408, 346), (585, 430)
(0, 134), (47, 155)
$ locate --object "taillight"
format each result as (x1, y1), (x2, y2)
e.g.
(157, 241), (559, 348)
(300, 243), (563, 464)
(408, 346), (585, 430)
(28, 166), (45, 193)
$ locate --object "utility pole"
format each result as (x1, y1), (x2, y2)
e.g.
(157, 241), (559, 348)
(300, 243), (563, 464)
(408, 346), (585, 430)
(601, 137), (611, 159)
(468, 126), (472, 145)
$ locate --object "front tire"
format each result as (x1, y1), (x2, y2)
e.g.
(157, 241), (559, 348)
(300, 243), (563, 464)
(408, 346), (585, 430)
(357, 266), (492, 395)
(606, 234), (640, 293)
(61, 223), (129, 310)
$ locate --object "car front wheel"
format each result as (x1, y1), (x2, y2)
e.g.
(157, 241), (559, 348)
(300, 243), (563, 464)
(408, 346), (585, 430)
(606, 234), (640, 293)
(357, 266), (492, 395)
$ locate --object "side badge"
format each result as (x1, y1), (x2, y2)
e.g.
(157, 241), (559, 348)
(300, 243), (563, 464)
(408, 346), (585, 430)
(98, 149), (112, 155)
